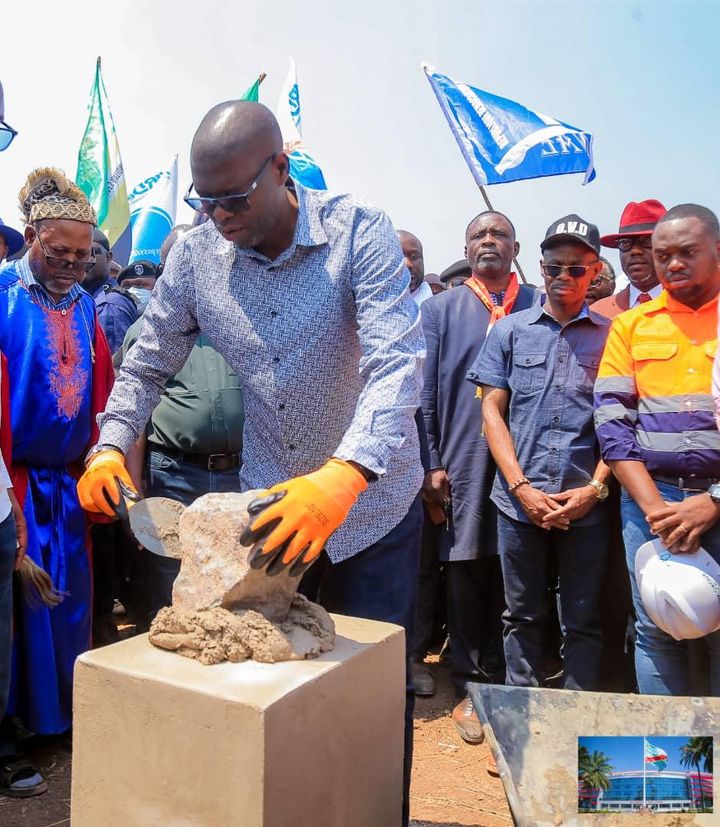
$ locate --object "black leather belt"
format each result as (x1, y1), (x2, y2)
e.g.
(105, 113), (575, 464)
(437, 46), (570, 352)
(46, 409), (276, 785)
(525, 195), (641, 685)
(653, 475), (719, 492)
(149, 443), (240, 472)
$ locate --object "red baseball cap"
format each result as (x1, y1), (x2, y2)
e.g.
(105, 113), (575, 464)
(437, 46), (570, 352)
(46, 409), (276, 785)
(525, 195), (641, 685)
(601, 199), (667, 248)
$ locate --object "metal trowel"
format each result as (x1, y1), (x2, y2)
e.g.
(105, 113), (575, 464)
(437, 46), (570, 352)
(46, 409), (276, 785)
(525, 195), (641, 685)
(106, 478), (186, 559)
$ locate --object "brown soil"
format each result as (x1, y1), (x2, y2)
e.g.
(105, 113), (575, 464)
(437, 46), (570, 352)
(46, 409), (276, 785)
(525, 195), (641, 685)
(410, 654), (512, 827)
(0, 632), (512, 827)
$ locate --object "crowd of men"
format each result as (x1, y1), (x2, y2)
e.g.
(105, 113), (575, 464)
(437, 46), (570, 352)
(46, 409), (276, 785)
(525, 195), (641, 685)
(1, 83), (720, 823)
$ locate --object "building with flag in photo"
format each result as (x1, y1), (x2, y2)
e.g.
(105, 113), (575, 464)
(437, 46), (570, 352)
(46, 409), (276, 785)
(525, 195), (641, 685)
(579, 770), (714, 813)
(579, 737), (713, 813)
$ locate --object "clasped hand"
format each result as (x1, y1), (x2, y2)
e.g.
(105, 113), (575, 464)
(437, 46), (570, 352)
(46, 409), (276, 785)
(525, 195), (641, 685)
(515, 484), (598, 531)
(646, 493), (720, 553)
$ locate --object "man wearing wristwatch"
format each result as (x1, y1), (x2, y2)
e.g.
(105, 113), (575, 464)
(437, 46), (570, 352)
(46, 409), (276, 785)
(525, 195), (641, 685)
(597, 203), (720, 696)
(467, 215), (612, 690)
(76, 101), (424, 826)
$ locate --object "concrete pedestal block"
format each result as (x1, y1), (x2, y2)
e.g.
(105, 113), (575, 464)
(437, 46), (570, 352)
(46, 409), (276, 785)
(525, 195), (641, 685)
(71, 615), (405, 827)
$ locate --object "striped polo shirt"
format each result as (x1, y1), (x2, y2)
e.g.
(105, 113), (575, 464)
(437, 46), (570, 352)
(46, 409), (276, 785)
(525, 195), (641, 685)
(594, 290), (719, 477)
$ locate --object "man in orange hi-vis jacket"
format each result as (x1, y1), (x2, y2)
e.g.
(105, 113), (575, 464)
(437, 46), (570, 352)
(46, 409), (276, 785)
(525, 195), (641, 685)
(594, 203), (720, 697)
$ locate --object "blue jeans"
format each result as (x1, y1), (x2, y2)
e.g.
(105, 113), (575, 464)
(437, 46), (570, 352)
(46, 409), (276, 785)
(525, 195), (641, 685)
(299, 495), (422, 827)
(146, 449), (241, 614)
(497, 512), (608, 690)
(0, 511), (16, 723)
(622, 481), (720, 696)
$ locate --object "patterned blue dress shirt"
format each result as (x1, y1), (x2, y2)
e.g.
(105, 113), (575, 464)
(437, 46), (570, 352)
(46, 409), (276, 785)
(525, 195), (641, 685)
(98, 184), (426, 561)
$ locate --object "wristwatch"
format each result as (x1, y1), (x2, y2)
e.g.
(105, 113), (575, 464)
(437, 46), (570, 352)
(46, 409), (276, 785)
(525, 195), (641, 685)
(84, 443), (123, 466)
(708, 483), (720, 504)
(588, 479), (610, 501)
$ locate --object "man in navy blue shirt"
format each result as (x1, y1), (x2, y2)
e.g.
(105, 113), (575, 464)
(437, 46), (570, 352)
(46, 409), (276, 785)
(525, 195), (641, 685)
(82, 229), (138, 353)
(468, 215), (612, 690)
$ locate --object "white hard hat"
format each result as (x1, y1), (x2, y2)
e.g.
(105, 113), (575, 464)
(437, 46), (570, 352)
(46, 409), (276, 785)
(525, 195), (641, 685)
(635, 540), (720, 641)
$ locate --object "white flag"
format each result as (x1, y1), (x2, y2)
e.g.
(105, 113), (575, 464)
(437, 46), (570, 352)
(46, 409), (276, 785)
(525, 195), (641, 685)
(275, 59), (326, 190)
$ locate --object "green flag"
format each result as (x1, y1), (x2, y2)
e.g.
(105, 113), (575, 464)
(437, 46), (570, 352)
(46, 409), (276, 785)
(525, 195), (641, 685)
(241, 79), (260, 102)
(76, 57), (132, 265)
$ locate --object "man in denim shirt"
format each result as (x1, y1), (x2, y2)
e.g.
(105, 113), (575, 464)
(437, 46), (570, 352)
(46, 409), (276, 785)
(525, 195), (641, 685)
(468, 215), (612, 690)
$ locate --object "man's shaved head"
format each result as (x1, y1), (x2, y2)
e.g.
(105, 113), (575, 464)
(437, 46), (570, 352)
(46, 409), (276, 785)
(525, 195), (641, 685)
(191, 101), (283, 168)
(188, 101), (292, 251)
(397, 230), (421, 246)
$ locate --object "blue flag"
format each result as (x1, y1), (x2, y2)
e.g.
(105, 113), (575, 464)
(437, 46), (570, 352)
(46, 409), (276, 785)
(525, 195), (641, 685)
(128, 156), (178, 264)
(423, 64), (595, 187)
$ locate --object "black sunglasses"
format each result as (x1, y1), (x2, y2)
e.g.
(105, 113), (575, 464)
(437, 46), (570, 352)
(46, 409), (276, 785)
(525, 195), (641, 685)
(0, 121), (18, 152)
(184, 154), (276, 215)
(541, 261), (599, 279)
(617, 237), (653, 253)
(37, 234), (96, 274)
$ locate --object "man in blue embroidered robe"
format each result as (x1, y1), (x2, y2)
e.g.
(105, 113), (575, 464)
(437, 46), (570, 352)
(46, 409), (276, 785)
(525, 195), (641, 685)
(0, 168), (113, 738)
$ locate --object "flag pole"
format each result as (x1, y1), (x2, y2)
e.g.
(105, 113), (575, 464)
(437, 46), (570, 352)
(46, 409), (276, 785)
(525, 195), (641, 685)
(422, 63), (527, 284)
(643, 737), (647, 809)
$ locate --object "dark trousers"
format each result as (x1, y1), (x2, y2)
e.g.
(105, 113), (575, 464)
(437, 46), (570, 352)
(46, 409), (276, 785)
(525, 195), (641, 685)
(409, 515), (444, 662)
(91, 522), (117, 618)
(598, 483), (635, 692)
(145, 448), (241, 617)
(497, 512), (608, 690)
(446, 555), (505, 696)
(299, 495), (422, 827)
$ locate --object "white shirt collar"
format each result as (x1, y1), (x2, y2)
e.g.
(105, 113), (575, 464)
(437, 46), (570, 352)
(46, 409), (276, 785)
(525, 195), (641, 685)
(628, 283), (663, 307)
(410, 281), (434, 307)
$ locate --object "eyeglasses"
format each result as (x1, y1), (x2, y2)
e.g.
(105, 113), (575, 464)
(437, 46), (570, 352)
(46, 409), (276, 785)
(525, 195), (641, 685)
(541, 261), (599, 279)
(36, 234), (96, 274)
(183, 154), (276, 215)
(0, 121), (18, 152)
(617, 236), (653, 252)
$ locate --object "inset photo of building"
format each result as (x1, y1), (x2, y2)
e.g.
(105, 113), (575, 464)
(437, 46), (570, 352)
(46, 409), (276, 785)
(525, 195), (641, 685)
(578, 736), (713, 814)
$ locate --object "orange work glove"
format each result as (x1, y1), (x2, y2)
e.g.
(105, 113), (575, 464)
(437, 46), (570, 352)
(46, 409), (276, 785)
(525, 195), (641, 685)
(76, 448), (137, 517)
(241, 458), (369, 577)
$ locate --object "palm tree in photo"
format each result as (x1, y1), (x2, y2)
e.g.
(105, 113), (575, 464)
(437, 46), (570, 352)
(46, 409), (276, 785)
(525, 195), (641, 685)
(578, 745), (590, 774)
(699, 737), (713, 774)
(578, 749), (613, 810)
(578, 745), (592, 811)
(680, 737), (713, 812)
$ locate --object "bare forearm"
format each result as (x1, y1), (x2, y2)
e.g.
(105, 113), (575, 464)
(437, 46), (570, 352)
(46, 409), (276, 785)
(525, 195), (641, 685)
(483, 405), (524, 485)
(125, 434), (147, 494)
(591, 459), (612, 485)
(608, 460), (665, 515)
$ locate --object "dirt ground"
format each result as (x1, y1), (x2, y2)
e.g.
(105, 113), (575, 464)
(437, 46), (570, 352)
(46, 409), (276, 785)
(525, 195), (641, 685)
(409, 654), (512, 827)
(0, 641), (511, 827)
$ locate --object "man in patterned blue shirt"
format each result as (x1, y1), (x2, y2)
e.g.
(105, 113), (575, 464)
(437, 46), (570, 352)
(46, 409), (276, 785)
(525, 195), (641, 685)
(78, 100), (424, 823)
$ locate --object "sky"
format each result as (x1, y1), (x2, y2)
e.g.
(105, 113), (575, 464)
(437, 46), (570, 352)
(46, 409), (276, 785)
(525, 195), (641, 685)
(1, 0), (719, 286)
(579, 736), (711, 774)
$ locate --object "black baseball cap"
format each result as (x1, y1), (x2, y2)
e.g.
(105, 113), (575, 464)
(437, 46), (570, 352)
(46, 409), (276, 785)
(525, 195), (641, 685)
(117, 260), (158, 284)
(541, 214), (601, 255)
